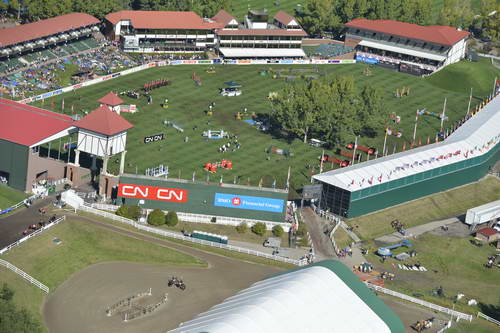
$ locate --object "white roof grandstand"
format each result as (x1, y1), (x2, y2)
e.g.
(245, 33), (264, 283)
(313, 94), (500, 191)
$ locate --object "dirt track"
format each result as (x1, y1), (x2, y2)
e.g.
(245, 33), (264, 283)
(43, 218), (282, 333)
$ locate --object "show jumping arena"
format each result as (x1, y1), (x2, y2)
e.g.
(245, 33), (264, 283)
(43, 261), (281, 333)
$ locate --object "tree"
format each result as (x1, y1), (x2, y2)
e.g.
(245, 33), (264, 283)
(297, 0), (341, 36)
(272, 225), (284, 237)
(0, 284), (14, 302)
(235, 222), (248, 233)
(24, 0), (73, 21)
(147, 209), (165, 226)
(116, 205), (142, 220)
(72, 0), (124, 19)
(165, 211), (178, 226)
(0, 284), (42, 333)
(438, 0), (473, 28)
(251, 222), (266, 236)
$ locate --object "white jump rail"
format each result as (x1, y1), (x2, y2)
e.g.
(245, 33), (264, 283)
(477, 312), (500, 326)
(0, 259), (49, 293)
(366, 283), (473, 322)
(80, 205), (307, 266)
(0, 216), (66, 255)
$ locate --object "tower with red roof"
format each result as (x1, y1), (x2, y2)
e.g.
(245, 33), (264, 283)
(98, 92), (124, 113)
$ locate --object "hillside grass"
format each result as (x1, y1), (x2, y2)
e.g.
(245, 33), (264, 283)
(0, 185), (28, 211)
(347, 176), (500, 240)
(426, 57), (500, 98)
(31, 63), (481, 198)
(0, 218), (204, 332)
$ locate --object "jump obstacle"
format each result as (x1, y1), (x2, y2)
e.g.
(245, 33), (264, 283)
(143, 78), (171, 92)
(164, 120), (184, 133)
(145, 164), (169, 177)
(203, 129), (227, 139)
(204, 160), (233, 173)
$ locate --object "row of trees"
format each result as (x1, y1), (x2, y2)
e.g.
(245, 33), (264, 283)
(270, 76), (385, 147)
(0, 0), (231, 21)
(297, 0), (434, 37)
(297, 0), (499, 44)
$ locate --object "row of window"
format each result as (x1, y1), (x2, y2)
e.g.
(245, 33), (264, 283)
(218, 35), (302, 40)
(219, 43), (302, 48)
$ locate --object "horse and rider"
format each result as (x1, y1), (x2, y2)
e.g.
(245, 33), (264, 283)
(168, 276), (186, 291)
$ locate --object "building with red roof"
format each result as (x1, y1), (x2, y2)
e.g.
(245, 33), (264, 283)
(0, 98), (78, 192)
(103, 9), (307, 58)
(475, 228), (500, 243)
(75, 105), (133, 137)
(0, 13), (100, 58)
(98, 92), (124, 113)
(344, 18), (470, 75)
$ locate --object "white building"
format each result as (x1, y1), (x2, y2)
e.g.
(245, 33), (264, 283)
(169, 260), (404, 333)
(345, 19), (470, 75)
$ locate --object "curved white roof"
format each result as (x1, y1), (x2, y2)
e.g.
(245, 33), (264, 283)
(169, 266), (392, 333)
(314, 94), (500, 191)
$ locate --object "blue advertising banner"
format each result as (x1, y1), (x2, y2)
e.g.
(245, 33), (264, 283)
(214, 193), (284, 213)
(356, 55), (379, 64)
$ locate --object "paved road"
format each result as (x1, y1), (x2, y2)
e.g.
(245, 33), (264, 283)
(301, 207), (337, 259)
(375, 217), (461, 243)
(0, 196), (54, 249)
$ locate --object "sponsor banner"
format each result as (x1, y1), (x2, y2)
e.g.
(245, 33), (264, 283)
(213, 58), (222, 64)
(61, 87), (73, 93)
(279, 59), (293, 64)
(356, 55), (378, 64)
(18, 97), (33, 104)
(171, 60), (183, 65)
(144, 133), (165, 144)
(112, 72), (121, 78)
(197, 60), (212, 64)
(214, 193), (284, 213)
(237, 60), (252, 64)
(156, 60), (168, 66)
(341, 59), (356, 64)
(118, 184), (188, 203)
(182, 60), (197, 64)
(73, 83), (83, 90)
(225, 60), (238, 65)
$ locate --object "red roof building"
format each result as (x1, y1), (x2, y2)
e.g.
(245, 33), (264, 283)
(75, 106), (133, 136)
(345, 19), (469, 47)
(0, 98), (74, 147)
(212, 10), (237, 27)
(274, 11), (296, 26)
(98, 92), (124, 107)
(0, 13), (99, 48)
(104, 10), (223, 30)
(476, 228), (499, 237)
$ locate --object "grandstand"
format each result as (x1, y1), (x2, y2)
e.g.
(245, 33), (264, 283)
(305, 43), (354, 58)
(0, 13), (101, 75)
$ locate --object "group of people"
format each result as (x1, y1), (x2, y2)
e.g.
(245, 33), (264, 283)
(218, 138), (241, 153)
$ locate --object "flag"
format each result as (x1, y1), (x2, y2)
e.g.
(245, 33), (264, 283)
(351, 179), (355, 185)
(220, 175), (223, 185)
(426, 136), (430, 145)
(258, 178), (263, 187)
(61, 99), (64, 111)
(272, 179), (276, 188)
(378, 174), (383, 183)
(368, 176), (373, 185)
(192, 171), (195, 182)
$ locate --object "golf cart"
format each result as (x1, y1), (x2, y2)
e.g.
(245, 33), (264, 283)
(220, 81), (242, 97)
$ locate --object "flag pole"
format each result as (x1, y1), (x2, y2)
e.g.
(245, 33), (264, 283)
(440, 97), (447, 131)
(493, 77), (498, 96)
(413, 110), (418, 142)
(382, 130), (388, 158)
(466, 87), (472, 117)
(319, 150), (324, 174)
(351, 136), (358, 165)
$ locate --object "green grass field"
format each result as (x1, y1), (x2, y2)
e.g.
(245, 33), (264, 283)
(0, 185), (28, 211)
(448, 320), (500, 333)
(364, 232), (500, 316)
(31, 60), (496, 198)
(0, 218), (204, 331)
(347, 176), (500, 240)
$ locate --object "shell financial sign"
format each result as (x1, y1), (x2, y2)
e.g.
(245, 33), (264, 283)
(118, 184), (188, 203)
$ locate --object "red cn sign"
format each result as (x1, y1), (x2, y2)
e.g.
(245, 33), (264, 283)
(118, 184), (188, 203)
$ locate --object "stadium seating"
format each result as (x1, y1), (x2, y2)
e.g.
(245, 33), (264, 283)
(306, 43), (354, 58)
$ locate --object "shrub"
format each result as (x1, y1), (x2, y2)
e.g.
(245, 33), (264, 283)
(116, 205), (142, 221)
(295, 222), (307, 237)
(251, 222), (267, 236)
(236, 222), (248, 234)
(147, 209), (165, 226)
(165, 211), (179, 227)
(272, 225), (284, 237)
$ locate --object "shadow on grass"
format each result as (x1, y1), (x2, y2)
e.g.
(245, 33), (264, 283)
(478, 302), (500, 321)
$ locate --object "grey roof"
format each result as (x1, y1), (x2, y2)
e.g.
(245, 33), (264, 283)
(313, 94), (500, 191)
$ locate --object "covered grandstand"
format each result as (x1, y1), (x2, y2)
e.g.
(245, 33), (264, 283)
(304, 43), (354, 58)
(0, 13), (101, 74)
(170, 260), (404, 333)
(313, 93), (500, 218)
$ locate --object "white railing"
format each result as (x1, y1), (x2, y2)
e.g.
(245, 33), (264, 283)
(90, 203), (291, 232)
(367, 283), (473, 322)
(0, 193), (41, 215)
(478, 312), (500, 326)
(80, 205), (307, 266)
(0, 258), (49, 293)
(0, 216), (66, 255)
(436, 321), (451, 333)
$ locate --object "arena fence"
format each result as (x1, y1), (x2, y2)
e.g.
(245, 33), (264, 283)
(79, 204), (307, 266)
(477, 312), (500, 326)
(90, 203), (292, 231)
(0, 259), (49, 293)
(367, 283), (473, 322)
(0, 216), (66, 255)
(0, 192), (42, 216)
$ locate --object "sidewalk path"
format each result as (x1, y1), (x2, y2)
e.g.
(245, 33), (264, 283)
(375, 217), (460, 243)
(301, 207), (337, 258)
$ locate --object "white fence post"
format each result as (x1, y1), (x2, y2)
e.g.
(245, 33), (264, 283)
(477, 312), (500, 326)
(0, 259), (49, 293)
(80, 204), (307, 266)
